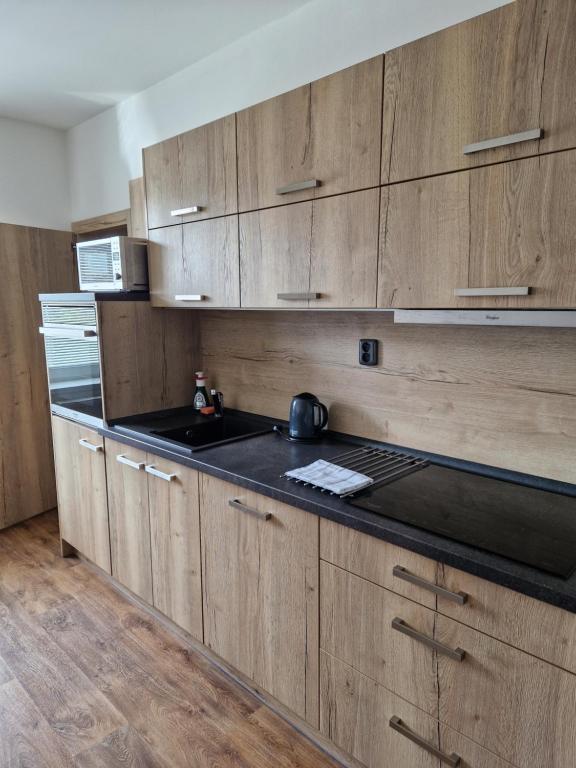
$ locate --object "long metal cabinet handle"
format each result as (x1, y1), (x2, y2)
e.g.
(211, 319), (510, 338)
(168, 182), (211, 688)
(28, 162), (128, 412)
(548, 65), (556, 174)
(117, 454), (145, 471)
(277, 292), (321, 300)
(170, 206), (203, 216)
(174, 294), (205, 302)
(393, 566), (468, 605)
(145, 464), (177, 482)
(389, 717), (461, 766)
(40, 326), (97, 338)
(463, 128), (542, 155)
(228, 499), (272, 521)
(276, 179), (321, 195)
(78, 438), (103, 453)
(454, 287), (530, 297)
(392, 618), (465, 661)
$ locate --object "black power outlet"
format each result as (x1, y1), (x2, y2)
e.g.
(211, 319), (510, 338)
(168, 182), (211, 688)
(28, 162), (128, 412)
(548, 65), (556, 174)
(359, 339), (378, 366)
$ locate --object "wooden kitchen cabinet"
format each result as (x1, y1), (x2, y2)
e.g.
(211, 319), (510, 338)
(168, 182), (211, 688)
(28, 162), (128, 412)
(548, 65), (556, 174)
(200, 474), (319, 725)
(321, 560), (576, 768)
(51, 416), (111, 573)
(382, 0), (576, 183)
(321, 653), (515, 768)
(144, 114), (237, 229)
(379, 151), (576, 308)
(105, 440), (153, 602)
(240, 189), (379, 308)
(147, 454), (202, 641)
(237, 57), (382, 211)
(147, 216), (240, 308)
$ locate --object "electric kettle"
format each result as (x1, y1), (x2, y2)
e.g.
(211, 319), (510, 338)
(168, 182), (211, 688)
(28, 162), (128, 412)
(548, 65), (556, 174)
(288, 393), (329, 440)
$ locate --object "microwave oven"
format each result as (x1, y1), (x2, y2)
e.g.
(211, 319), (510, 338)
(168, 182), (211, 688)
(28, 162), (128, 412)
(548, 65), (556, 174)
(76, 236), (148, 291)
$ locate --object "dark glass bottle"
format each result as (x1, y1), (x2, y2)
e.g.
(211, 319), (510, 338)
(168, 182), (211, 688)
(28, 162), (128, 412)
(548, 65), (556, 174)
(193, 371), (210, 410)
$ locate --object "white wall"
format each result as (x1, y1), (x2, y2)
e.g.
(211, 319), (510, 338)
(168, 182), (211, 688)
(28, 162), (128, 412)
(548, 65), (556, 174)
(0, 117), (69, 230)
(67, 0), (511, 222)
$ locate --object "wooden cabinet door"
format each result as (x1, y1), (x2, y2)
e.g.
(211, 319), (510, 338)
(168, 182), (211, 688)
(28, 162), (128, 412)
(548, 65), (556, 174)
(380, 151), (576, 308)
(144, 115), (237, 229)
(321, 652), (517, 768)
(240, 189), (379, 308)
(200, 475), (319, 725)
(237, 57), (382, 211)
(382, 0), (576, 183)
(147, 455), (203, 641)
(51, 416), (110, 573)
(105, 439), (152, 602)
(148, 217), (239, 308)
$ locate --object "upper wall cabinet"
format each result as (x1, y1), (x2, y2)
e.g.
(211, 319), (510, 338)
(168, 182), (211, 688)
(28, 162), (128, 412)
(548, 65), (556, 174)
(144, 115), (237, 229)
(382, 0), (576, 183)
(379, 150), (576, 308)
(237, 57), (383, 212)
(240, 189), (379, 309)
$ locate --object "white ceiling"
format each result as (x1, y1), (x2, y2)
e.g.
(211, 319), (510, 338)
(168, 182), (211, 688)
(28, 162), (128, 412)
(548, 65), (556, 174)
(0, 0), (313, 129)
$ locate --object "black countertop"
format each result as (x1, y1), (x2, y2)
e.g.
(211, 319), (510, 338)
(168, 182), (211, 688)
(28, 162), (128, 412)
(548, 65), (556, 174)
(98, 408), (576, 614)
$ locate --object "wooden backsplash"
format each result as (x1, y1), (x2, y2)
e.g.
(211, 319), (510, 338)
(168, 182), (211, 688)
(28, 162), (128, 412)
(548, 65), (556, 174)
(200, 311), (576, 484)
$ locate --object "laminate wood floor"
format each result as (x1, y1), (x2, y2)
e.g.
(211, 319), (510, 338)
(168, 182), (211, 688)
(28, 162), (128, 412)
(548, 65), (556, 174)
(0, 511), (337, 768)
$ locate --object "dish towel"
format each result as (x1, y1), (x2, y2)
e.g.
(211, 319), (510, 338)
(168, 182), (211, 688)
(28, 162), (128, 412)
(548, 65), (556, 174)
(285, 459), (374, 495)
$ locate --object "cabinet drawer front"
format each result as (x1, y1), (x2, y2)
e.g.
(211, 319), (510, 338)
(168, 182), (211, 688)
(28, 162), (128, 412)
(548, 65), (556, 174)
(435, 614), (576, 768)
(382, 0), (576, 183)
(105, 439), (152, 603)
(200, 475), (319, 725)
(238, 57), (382, 212)
(438, 564), (576, 675)
(148, 218), (240, 308)
(147, 457), (202, 642)
(320, 519), (438, 609)
(144, 115), (237, 229)
(321, 652), (515, 768)
(52, 417), (110, 573)
(320, 561), (439, 713)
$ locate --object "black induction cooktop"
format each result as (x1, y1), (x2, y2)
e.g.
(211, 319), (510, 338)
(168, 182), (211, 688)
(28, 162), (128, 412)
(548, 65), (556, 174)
(350, 465), (576, 579)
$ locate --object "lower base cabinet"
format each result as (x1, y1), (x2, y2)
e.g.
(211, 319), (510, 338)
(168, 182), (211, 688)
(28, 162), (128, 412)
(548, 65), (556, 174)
(320, 652), (513, 768)
(200, 474), (319, 726)
(105, 438), (203, 641)
(51, 416), (111, 573)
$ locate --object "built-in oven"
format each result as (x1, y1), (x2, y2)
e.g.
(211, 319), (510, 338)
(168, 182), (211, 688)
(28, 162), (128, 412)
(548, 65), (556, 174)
(39, 301), (103, 427)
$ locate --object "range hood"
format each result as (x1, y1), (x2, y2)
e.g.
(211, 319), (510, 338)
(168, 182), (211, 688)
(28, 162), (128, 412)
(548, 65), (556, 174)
(393, 310), (576, 328)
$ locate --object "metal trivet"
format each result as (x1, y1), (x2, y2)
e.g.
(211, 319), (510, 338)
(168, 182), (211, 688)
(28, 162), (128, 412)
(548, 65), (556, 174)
(283, 445), (429, 499)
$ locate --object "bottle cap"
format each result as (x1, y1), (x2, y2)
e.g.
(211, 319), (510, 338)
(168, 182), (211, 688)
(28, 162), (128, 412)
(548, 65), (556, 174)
(195, 371), (205, 379)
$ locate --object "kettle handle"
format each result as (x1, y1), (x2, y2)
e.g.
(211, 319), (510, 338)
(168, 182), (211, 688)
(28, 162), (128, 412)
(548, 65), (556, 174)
(314, 402), (329, 430)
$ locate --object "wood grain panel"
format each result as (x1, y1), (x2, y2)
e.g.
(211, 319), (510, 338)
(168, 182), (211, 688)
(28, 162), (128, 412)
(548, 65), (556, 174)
(0, 224), (76, 528)
(144, 115), (237, 229)
(105, 439), (152, 603)
(200, 474), (319, 726)
(320, 653), (516, 768)
(128, 177), (147, 239)
(382, 0), (576, 183)
(51, 416), (111, 573)
(238, 57), (382, 211)
(148, 217), (239, 308)
(199, 310), (576, 483)
(148, 456), (203, 641)
(98, 299), (200, 421)
(72, 210), (129, 235)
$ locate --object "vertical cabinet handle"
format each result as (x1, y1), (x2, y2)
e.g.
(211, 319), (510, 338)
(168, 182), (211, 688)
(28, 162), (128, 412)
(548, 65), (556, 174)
(392, 566), (467, 605)
(463, 127), (542, 155)
(170, 206), (203, 216)
(78, 438), (103, 453)
(228, 499), (272, 521)
(116, 454), (145, 471)
(392, 618), (465, 661)
(276, 179), (321, 195)
(454, 287), (530, 297)
(389, 717), (461, 766)
(145, 465), (177, 482)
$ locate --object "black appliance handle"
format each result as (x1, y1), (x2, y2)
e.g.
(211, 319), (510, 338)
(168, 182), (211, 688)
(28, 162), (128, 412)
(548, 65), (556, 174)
(314, 402), (329, 430)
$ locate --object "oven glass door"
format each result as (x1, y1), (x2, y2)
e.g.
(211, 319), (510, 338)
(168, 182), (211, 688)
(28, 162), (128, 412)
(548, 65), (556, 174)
(40, 303), (103, 424)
